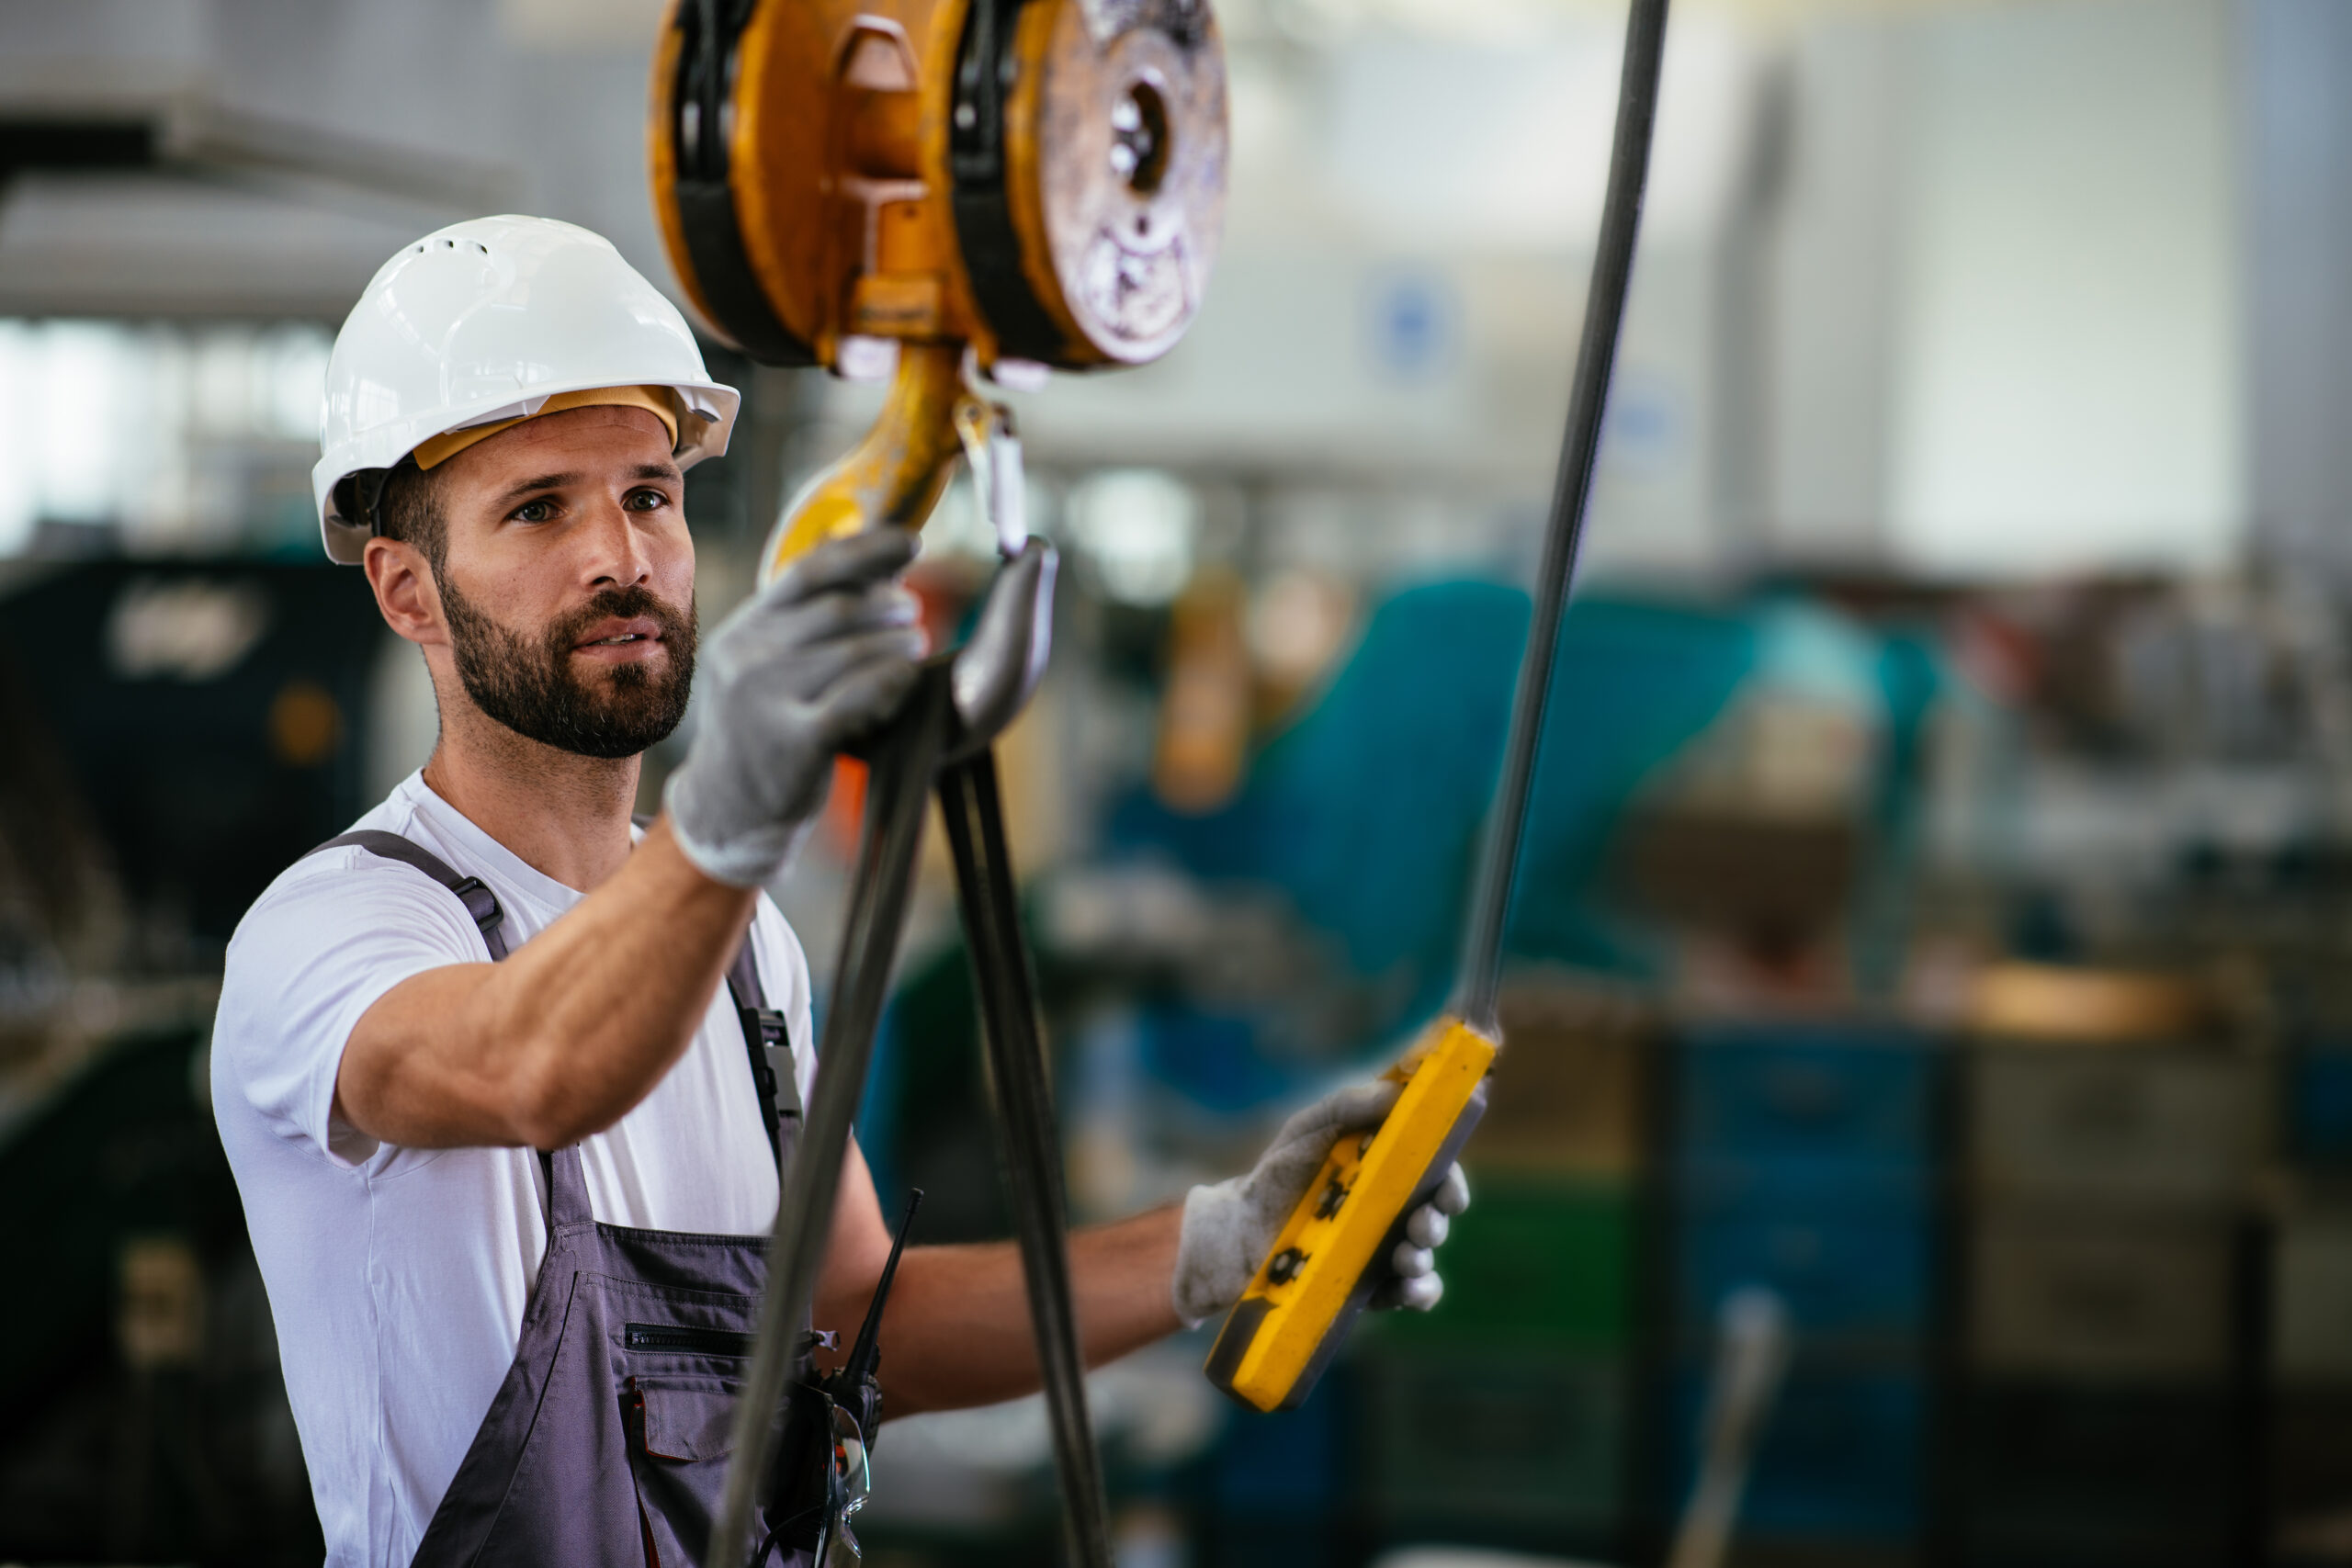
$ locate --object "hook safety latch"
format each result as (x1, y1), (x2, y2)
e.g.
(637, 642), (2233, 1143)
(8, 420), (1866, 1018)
(953, 394), (1027, 558)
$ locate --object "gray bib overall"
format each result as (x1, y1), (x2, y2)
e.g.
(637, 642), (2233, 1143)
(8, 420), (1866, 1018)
(312, 831), (822, 1568)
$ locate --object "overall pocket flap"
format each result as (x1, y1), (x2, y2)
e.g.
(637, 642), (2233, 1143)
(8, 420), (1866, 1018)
(638, 1381), (740, 1462)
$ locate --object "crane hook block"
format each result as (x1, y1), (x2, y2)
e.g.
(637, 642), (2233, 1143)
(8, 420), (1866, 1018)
(650, 0), (1228, 377)
(1204, 1018), (1497, 1412)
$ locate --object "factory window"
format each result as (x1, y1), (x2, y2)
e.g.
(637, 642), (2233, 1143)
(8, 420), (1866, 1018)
(0, 318), (332, 560)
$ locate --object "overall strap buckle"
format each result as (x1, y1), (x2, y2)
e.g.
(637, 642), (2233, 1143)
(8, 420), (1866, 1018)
(740, 1005), (801, 1125)
(447, 876), (504, 942)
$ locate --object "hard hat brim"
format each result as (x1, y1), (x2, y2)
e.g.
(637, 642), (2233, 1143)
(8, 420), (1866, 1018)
(311, 374), (741, 566)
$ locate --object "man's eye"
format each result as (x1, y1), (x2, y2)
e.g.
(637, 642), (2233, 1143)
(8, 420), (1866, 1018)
(624, 488), (671, 513)
(512, 498), (559, 524)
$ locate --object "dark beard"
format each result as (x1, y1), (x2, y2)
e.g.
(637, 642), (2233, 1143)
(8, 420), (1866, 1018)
(441, 576), (698, 760)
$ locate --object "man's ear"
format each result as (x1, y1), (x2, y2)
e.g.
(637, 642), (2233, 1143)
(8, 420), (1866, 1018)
(363, 537), (447, 648)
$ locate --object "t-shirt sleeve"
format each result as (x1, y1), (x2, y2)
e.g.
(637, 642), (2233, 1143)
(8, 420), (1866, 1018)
(217, 857), (487, 1168)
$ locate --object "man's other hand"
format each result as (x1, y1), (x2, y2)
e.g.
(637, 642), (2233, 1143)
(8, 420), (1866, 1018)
(1170, 1081), (1471, 1326)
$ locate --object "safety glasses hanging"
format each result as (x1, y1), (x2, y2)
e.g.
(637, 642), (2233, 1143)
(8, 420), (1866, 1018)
(829, 1403), (871, 1518)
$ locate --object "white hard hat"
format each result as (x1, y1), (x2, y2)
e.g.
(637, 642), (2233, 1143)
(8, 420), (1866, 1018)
(311, 214), (741, 565)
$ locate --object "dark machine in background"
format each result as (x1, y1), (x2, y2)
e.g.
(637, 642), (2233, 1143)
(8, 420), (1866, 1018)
(0, 1021), (319, 1564)
(0, 559), (383, 954)
(0, 558), (386, 1562)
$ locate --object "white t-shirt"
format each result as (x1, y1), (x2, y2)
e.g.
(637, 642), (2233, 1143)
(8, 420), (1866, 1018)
(211, 772), (816, 1568)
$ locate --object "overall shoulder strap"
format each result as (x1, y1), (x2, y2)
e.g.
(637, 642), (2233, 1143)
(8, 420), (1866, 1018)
(310, 829), (510, 961)
(725, 931), (802, 1172)
(648, 811), (803, 1174)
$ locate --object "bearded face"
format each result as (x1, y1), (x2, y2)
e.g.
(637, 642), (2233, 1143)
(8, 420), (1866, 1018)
(440, 576), (699, 760)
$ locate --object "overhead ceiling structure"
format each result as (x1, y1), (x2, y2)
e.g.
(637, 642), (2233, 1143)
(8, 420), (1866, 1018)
(0, 89), (514, 211)
(0, 87), (518, 318)
(0, 175), (447, 321)
(0, 0), (647, 321)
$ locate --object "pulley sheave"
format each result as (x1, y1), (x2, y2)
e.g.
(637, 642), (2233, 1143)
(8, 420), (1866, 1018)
(650, 0), (1227, 376)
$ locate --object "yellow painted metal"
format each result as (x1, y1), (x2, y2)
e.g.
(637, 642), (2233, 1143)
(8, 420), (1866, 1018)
(757, 342), (969, 585)
(657, 0), (1227, 581)
(1205, 1016), (1498, 1413)
(650, 0), (1225, 375)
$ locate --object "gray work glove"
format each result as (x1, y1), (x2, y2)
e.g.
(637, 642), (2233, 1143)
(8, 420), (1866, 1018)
(664, 528), (927, 887)
(1171, 1081), (1472, 1327)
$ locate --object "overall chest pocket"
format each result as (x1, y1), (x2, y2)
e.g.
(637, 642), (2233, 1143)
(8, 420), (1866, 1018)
(623, 1371), (748, 1566)
(619, 1346), (833, 1564)
(631, 1374), (741, 1463)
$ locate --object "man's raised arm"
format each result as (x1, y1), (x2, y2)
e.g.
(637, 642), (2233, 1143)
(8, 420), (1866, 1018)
(336, 530), (926, 1151)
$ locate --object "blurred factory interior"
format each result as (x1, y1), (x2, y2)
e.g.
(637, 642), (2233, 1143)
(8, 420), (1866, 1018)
(3, 0), (2351, 1563)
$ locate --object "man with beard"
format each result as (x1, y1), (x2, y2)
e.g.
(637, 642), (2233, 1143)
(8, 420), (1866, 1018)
(211, 218), (1465, 1566)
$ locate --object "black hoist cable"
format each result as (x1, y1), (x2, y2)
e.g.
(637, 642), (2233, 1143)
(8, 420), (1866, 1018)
(1452, 0), (1671, 1037)
(707, 653), (1114, 1568)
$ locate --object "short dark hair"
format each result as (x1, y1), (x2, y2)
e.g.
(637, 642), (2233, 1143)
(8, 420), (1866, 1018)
(373, 457), (447, 573)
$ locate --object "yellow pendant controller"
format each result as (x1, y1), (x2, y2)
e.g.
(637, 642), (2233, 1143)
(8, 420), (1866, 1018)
(1205, 1018), (1496, 1412)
